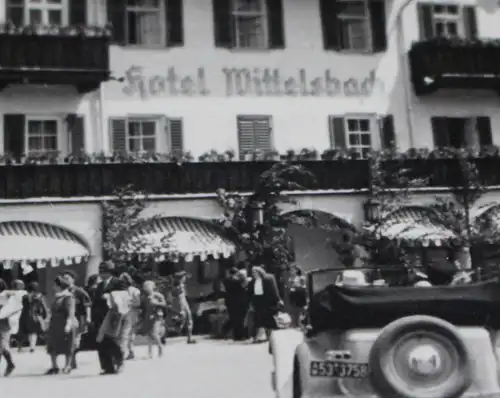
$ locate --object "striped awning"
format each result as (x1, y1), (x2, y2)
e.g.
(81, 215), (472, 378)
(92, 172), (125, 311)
(127, 217), (236, 262)
(0, 221), (89, 270)
(374, 207), (458, 247)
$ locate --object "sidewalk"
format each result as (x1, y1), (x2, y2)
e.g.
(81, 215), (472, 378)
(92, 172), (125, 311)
(1, 337), (274, 398)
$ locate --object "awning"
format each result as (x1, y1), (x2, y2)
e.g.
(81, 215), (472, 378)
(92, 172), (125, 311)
(0, 221), (89, 270)
(128, 217), (236, 262)
(374, 207), (458, 247)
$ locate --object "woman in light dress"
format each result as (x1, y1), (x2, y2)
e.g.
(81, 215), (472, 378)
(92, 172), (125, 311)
(139, 280), (167, 358)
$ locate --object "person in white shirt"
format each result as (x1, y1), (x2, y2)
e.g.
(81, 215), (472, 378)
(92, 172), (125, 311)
(248, 266), (283, 343)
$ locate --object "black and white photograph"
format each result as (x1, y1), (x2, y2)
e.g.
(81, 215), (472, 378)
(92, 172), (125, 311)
(1, 0), (500, 397)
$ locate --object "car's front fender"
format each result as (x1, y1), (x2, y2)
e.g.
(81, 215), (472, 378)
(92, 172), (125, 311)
(270, 329), (304, 398)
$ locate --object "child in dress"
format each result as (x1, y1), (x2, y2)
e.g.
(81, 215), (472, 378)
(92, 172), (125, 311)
(140, 281), (166, 358)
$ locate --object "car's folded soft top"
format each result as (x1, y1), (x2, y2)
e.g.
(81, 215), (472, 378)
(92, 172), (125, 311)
(309, 279), (500, 333)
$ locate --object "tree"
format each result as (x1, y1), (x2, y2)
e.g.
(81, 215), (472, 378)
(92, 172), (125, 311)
(429, 153), (488, 269)
(361, 152), (429, 268)
(216, 163), (317, 278)
(101, 185), (176, 285)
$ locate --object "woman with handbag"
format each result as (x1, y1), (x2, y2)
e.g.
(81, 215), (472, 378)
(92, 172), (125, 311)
(18, 282), (48, 353)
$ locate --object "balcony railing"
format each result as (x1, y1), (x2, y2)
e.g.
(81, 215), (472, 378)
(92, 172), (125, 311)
(409, 38), (500, 95)
(0, 29), (110, 93)
(0, 158), (498, 200)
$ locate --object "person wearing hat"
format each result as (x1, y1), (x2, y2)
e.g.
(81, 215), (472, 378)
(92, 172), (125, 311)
(91, 261), (123, 375)
(18, 281), (48, 353)
(169, 271), (196, 344)
(61, 270), (91, 370)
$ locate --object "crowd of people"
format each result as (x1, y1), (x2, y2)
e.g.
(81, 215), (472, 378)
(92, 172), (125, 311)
(209, 264), (305, 343)
(0, 260), (197, 377)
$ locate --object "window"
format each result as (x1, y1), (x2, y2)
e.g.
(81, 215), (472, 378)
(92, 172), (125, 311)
(26, 118), (58, 155)
(431, 116), (492, 149)
(110, 117), (183, 154)
(237, 115), (272, 159)
(125, 0), (165, 46)
(345, 117), (372, 158)
(25, 0), (66, 25)
(320, 0), (386, 52)
(337, 0), (370, 51)
(418, 3), (477, 41)
(232, 0), (267, 49)
(127, 119), (157, 152)
(431, 4), (462, 38)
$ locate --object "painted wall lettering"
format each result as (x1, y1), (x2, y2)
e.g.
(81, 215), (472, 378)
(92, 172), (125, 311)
(122, 65), (210, 98)
(223, 68), (383, 97)
(121, 66), (384, 98)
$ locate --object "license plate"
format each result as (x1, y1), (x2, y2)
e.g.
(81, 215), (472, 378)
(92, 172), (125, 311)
(310, 361), (369, 378)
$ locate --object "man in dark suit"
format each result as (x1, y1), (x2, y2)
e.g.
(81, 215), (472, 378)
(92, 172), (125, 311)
(91, 261), (123, 375)
(248, 266), (283, 343)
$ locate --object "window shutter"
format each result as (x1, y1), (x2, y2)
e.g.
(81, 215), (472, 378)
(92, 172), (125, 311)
(431, 117), (449, 148)
(6, 0), (24, 26)
(253, 118), (272, 151)
(476, 116), (493, 147)
(169, 118), (184, 153)
(107, 0), (126, 44)
(418, 4), (434, 41)
(4, 114), (25, 160)
(69, 114), (85, 155)
(267, 0), (285, 49)
(379, 115), (396, 149)
(237, 117), (256, 159)
(463, 6), (478, 40)
(213, 0), (233, 48)
(109, 118), (127, 153)
(319, 0), (340, 50)
(166, 0), (184, 47)
(369, 0), (387, 52)
(329, 117), (346, 149)
(69, 0), (86, 25)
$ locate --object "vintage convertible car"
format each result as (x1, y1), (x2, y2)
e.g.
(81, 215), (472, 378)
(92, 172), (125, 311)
(270, 268), (500, 398)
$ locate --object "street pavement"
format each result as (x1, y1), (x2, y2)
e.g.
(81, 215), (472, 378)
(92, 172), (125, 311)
(0, 337), (275, 398)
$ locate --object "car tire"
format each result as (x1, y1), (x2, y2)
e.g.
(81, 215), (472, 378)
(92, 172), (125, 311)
(369, 315), (472, 398)
(292, 356), (302, 398)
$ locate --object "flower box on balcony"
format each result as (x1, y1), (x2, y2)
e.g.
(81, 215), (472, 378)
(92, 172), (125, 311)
(0, 24), (110, 93)
(409, 38), (500, 95)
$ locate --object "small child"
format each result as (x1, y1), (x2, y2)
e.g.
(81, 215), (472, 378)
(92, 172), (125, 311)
(141, 281), (167, 359)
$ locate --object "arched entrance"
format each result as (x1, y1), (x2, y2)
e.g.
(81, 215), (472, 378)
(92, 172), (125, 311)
(283, 209), (359, 273)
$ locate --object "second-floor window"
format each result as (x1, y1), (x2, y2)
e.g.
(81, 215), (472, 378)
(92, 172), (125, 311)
(320, 0), (386, 52)
(237, 115), (273, 159)
(27, 0), (65, 25)
(418, 3), (477, 41)
(126, 0), (165, 46)
(431, 116), (492, 149)
(127, 119), (157, 152)
(26, 118), (59, 155)
(213, 0), (285, 50)
(329, 114), (395, 157)
(110, 117), (184, 154)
